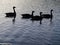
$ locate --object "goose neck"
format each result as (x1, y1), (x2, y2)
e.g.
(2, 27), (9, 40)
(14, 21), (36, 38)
(13, 8), (16, 13)
(51, 11), (53, 15)
(32, 12), (33, 16)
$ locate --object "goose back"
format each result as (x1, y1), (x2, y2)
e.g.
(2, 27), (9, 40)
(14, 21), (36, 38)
(41, 14), (51, 19)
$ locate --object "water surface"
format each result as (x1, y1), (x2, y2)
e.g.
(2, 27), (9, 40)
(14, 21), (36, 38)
(0, 0), (60, 45)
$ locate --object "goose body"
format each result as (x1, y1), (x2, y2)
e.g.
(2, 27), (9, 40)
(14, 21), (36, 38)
(21, 11), (35, 19)
(21, 14), (32, 18)
(31, 12), (43, 21)
(5, 6), (16, 18)
(31, 16), (41, 20)
(6, 13), (16, 17)
(41, 14), (52, 19)
(41, 14), (52, 18)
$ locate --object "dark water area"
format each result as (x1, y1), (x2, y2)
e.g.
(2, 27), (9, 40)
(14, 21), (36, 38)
(0, 0), (60, 45)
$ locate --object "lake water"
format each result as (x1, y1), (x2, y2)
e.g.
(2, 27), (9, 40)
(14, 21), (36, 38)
(0, 0), (60, 45)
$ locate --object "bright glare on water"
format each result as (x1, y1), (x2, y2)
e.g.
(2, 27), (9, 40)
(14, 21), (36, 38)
(0, 0), (60, 45)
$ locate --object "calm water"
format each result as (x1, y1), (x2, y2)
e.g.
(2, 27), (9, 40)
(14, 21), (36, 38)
(0, 0), (60, 45)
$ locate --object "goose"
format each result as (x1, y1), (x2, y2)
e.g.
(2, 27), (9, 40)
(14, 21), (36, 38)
(31, 12), (43, 24)
(5, 6), (16, 19)
(31, 12), (43, 20)
(40, 9), (53, 22)
(21, 11), (35, 19)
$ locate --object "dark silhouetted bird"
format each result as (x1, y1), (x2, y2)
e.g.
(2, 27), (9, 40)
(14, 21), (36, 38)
(31, 12), (43, 24)
(21, 11), (35, 19)
(5, 6), (16, 19)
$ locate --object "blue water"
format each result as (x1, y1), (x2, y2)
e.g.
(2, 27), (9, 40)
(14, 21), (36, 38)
(0, 0), (60, 45)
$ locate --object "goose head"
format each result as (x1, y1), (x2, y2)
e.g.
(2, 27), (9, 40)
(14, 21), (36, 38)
(32, 11), (35, 13)
(40, 12), (42, 15)
(13, 6), (16, 9)
(51, 9), (53, 12)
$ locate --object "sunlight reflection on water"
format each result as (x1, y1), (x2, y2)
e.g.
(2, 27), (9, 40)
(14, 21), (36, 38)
(0, 0), (60, 45)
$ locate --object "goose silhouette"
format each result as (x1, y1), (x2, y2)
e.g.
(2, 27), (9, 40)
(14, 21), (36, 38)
(5, 6), (16, 19)
(31, 12), (43, 24)
(41, 9), (53, 22)
(31, 12), (43, 20)
(21, 11), (35, 19)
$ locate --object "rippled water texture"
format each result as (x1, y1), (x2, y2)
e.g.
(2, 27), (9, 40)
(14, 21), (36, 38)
(0, 0), (60, 45)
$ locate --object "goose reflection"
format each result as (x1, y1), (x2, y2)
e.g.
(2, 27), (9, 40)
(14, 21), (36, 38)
(12, 18), (15, 24)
